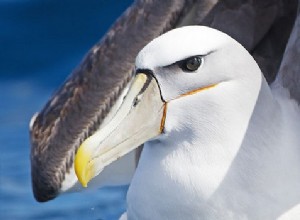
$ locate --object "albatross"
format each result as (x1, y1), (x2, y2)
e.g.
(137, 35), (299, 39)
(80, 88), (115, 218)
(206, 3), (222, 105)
(29, 0), (300, 218)
(30, 0), (298, 202)
(74, 26), (300, 219)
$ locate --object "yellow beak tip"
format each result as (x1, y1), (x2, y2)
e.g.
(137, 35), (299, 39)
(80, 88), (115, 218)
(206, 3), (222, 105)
(74, 145), (94, 188)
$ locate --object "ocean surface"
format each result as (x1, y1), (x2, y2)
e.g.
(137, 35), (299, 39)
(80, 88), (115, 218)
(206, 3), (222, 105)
(0, 0), (133, 219)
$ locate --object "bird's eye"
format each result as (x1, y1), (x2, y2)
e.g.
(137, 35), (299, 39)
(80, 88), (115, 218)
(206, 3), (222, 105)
(181, 56), (202, 72)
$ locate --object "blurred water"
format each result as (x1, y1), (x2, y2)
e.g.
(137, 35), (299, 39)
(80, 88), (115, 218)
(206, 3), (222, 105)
(0, 1), (132, 219)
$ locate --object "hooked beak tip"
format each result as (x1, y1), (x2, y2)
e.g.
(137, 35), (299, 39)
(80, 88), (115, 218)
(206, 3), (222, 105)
(75, 145), (94, 187)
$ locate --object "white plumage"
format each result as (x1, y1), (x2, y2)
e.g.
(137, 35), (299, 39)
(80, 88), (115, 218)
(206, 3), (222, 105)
(122, 26), (300, 219)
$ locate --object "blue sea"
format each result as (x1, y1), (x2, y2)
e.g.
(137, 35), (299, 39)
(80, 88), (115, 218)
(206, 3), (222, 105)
(0, 1), (133, 219)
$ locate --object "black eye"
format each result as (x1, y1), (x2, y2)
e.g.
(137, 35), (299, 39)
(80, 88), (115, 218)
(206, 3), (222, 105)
(181, 56), (202, 72)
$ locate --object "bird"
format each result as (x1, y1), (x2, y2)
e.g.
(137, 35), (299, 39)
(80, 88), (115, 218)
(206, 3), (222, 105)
(74, 25), (300, 219)
(29, 0), (298, 203)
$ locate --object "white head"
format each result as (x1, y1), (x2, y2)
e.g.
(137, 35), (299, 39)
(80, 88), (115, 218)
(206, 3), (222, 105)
(121, 26), (267, 219)
(136, 26), (262, 102)
(75, 26), (263, 203)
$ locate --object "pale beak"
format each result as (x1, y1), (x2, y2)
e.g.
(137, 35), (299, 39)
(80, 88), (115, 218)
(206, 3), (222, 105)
(75, 73), (166, 187)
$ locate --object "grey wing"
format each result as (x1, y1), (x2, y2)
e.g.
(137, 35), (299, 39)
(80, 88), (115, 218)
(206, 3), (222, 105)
(29, 0), (215, 202)
(276, 1), (300, 104)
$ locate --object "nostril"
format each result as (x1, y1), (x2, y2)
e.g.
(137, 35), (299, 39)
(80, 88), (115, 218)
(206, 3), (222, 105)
(133, 95), (141, 107)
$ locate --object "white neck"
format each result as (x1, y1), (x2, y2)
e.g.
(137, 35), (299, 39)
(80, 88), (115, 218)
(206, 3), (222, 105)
(127, 76), (300, 219)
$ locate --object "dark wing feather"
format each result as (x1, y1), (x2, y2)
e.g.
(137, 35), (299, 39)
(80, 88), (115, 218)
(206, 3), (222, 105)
(201, 0), (298, 83)
(30, 0), (205, 202)
(277, 1), (300, 103)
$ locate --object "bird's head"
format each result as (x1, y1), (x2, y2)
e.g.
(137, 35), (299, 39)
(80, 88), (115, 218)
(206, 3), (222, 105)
(75, 26), (262, 187)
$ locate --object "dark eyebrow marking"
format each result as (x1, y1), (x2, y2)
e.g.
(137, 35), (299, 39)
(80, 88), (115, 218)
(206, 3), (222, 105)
(161, 50), (217, 70)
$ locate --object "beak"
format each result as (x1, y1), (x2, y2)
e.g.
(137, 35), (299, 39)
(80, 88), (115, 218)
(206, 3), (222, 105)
(75, 73), (166, 187)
